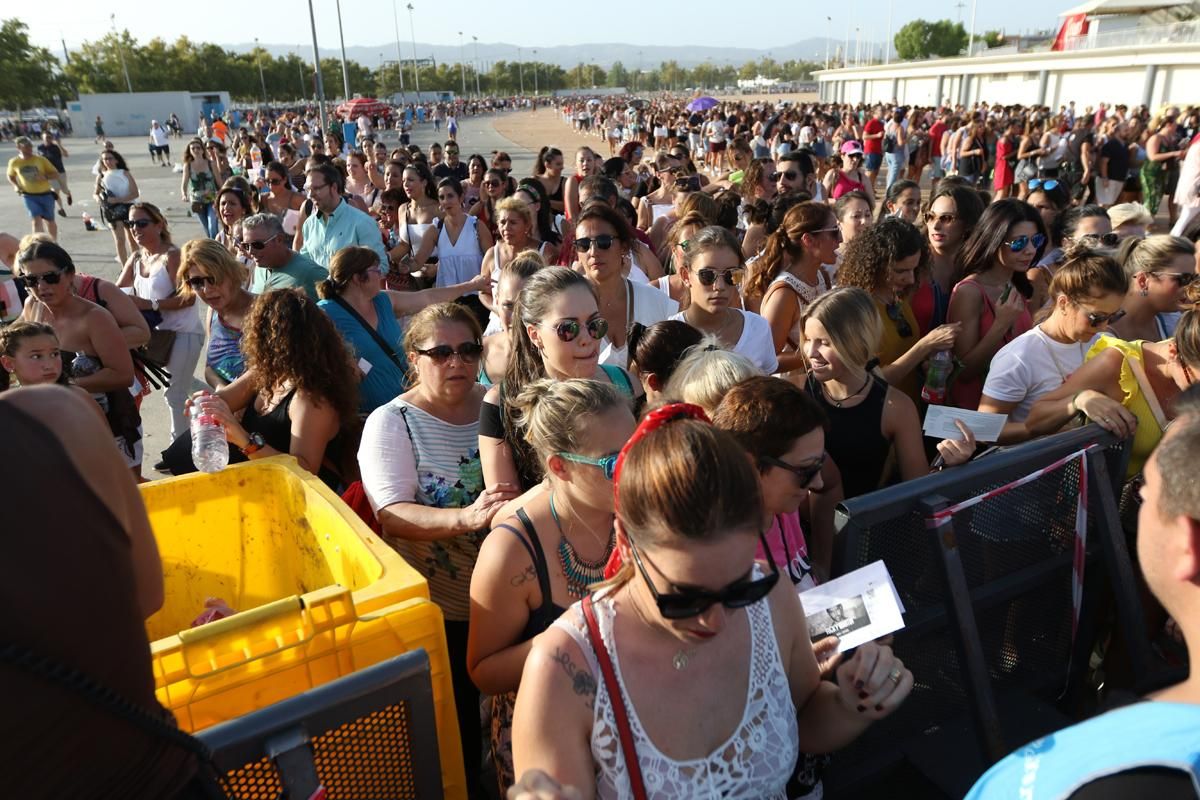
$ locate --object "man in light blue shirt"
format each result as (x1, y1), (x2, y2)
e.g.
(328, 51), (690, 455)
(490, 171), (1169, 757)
(300, 162), (386, 268)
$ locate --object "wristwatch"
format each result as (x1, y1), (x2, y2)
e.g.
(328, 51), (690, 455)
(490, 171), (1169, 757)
(241, 432), (266, 456)
(150, 298), (160, 312)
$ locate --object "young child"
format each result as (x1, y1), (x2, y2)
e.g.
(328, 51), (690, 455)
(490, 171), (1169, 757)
(0, 321), (94, 410)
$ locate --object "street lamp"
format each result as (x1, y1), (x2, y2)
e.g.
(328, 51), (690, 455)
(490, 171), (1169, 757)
(254, 38), (268, 104)
(335, 0), (351, 99)
(472, 36), (481, 96)
(391, 0), (405, 99)
(305, 0), (327, 136)
(518, 47), (525, 96)
(110, 14), (133, 93)
(458, 32), (467, 96)
(825, 17), (832, 69)
(406, 3), (421, 95)
(532, 49), (538, 96)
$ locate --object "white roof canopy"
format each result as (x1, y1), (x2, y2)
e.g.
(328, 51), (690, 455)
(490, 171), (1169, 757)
(1059, 0), (1192, 16)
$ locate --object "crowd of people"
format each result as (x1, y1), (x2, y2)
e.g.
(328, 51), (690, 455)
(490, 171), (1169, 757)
(4, 92), (1200, 799)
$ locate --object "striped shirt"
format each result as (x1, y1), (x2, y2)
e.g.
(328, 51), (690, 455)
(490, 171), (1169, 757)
(358, 398), (485, 621)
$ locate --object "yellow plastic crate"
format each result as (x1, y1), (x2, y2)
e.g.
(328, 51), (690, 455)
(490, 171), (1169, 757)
(140, 457), (465, 799)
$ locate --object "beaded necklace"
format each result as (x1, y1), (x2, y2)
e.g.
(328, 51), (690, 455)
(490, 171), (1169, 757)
(550, 492), (615, 599)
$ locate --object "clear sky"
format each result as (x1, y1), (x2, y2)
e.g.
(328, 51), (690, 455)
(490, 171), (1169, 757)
(25, 0), (1066, 53)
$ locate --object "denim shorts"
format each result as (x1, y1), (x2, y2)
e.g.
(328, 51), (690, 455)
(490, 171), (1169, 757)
(865, 152), (883, 171)
(22, 192), (56, 220)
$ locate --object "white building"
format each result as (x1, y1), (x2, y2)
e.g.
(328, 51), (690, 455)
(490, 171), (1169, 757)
(67, 91), (233, 138)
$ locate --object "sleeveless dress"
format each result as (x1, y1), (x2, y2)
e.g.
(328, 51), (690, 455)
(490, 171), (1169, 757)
(831, 169), (868, 199)
(947, 278), (1033, 410)
(206, 309), (245, 383)
(553, 580), (799, 799)
(1084, 337), (1162, 479)
(806, 373), (892, 500)
(765, 270), (831, 383)
(436, 216), (484, 288)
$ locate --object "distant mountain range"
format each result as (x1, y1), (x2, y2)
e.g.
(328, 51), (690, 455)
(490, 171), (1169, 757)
(227, 39), (857, 70)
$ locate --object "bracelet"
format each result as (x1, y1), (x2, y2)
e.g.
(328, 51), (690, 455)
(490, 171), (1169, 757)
(1070, 391), (1085, 417)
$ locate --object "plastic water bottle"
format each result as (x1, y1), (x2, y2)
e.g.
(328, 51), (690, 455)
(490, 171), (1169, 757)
(190, 398), (229, 473)
(250, 143), (262, 172)
(921, 351), (954, 405)
(81, 211), (96, 231)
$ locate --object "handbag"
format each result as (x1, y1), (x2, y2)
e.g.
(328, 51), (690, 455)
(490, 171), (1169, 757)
(582, 594), (648, 800)
(143, 328), (176, 366)
(330, 295), (406, 371)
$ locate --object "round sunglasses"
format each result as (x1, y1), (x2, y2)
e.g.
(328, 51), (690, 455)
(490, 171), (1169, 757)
(1004, 233), (1047, 252)
(545, 317), (610, 343)
(694, 267), (745, 288)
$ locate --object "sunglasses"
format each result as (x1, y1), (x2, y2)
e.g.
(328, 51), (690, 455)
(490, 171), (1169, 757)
(1160, 272), (1199, 287)
(1079, 232), (1120, 248)
(1005, 233), (1047, 252)
(674, 176), (702, 191)
(695, 267), (744, 288)
(1085, 308), (1127, 327)
(776, 170), (799, 182)
(269, 177), (285, 186)
(546, 317), (609, 342)
(924, 212), (958, 226)
(556, 450), (619, 480)
(1027, 179), (1059, 191)
(240, 234), (280, 252)
(628, 530), (780, 620)
(125, 218), (153, 229)
(186, 275), (216, 290)
(415, 341), (484, 364)
(573, 235), (616, 253)
(762, 451), (826, 488)
(483, 180), (502, 188)
(885, 301), (914, 338)
(17, 269), (67, 289)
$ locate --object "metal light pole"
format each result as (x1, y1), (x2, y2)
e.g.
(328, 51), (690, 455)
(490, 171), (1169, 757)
(886, 0), (894, 64)
(518, 47), (525, 95)
(254, 38), (268, 103)
(532, 49), (538, 96)
(825, 17), (832, 69)
(306, 0), (327, 135)
(406, 4), (421, 96)
(335, 0), (351, 99)
(855, 27), (862, 66)
(472, 36), (481, 96)
(299, 59), (306, 99)
(458, 32), (467, 96)
(967, 0), (979, 56)
(391, 0), (405, 99)
(110, 14), (133, 93)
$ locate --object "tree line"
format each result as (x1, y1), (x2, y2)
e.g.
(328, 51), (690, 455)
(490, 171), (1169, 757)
(0, 19), (823, 111)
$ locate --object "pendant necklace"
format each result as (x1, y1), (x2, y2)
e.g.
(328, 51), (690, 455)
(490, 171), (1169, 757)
(550, 492), (615, 599)
(823, 371), (872, 408)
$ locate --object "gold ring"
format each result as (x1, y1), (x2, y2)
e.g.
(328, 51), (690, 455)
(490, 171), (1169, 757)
(888, 667), (902, 684)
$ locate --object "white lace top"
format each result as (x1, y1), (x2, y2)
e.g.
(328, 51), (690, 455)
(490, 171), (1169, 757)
(554, 583), (798, 799)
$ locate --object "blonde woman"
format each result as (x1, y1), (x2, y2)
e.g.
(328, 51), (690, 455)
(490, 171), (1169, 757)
(177, 238), (252, 388)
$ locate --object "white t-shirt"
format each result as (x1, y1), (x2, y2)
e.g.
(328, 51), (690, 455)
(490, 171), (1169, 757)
(599, 280), (680, 367)
(982, 326), (1105, 422)
(669, 309), (778, 374)
(706, 120), (727, 143)
(149, 126), (169, 147)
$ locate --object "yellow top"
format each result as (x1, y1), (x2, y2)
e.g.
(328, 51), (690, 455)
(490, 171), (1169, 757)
(1085, 337), (1162, 478)
(875, 297), (921, 404)
(6, 155), (58, 195)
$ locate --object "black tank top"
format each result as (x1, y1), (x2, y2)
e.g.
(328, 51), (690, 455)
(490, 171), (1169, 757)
(495, 508), (568, 643)
(0, 398), (196, 796)
(547, 176), (565, 204)
(805, 373), (893, 499)
(241, 388), (342, 488)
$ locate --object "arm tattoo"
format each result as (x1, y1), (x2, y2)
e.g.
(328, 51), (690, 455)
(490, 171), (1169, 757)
(510, 563), (537, 588)
(552, 646), (597, 708)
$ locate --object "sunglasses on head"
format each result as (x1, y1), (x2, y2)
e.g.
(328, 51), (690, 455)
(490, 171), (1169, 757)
(1005, 233), (1047, 252)
(241, 234), (280, 251)
(629, 530), (780, 620)
(695, 267), (744, 288)
(124, 218), (153, 229)
(762, 451), (825, 488)
(17, 269), (67, 289)
(557, 450), (619, 480)
(546, 317), (609, 343)
(415, 341), (484, 364)
(1085, 308), (1126, 327)
(1161, 272), (1199, 287)
(1079, 232), (1120, 248)
(186, 275), (216, 290)
(1027, 178), (1059, 191)
(573, 234), (616, 253)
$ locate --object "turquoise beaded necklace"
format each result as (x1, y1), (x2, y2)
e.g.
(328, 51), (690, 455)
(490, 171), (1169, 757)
(550, 491), (615, 599)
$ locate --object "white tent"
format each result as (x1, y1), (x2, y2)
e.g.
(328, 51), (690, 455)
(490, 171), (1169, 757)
(1058, 0), (1192, 15)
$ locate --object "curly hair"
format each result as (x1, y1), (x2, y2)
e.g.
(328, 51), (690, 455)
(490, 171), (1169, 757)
(241, 289), (359, 424)
(837, 217), (929, 295)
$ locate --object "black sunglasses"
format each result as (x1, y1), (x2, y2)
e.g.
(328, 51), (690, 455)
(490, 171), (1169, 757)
(573, 235), (616, 253)
(695, 267), (744, 288)
(548, 317), (609, 342)
(125, 218), (153, 229)
(761, 452), (826, 488)
(1086, 308), (1126, 327)
(415, 342), (484, 364)
(885, 302), (914, 338)
(241, 234), (280, 251)
(186, 275), (216, 290)
(629, 530), (780, 620)
(17, 269), (67, 289)
(776, 170), (799, 182)
(1161, 272), (1199, 287)
(674, 176), (702, 192)
(1079, 232), (1120, 248)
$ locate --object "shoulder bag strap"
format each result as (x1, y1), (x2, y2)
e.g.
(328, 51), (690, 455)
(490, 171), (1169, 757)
(1124, 351), (1169, 431)
(581, 594), (648, 800)
(331, 295), (404, 370)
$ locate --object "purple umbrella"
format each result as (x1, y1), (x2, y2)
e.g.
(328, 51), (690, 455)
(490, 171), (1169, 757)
(686, 96), (719, 112)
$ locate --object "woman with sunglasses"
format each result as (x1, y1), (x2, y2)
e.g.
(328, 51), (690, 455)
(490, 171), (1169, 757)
(575, 204), (679, 368)
(980, 249), (1129, 443)
(358, 302), (518, 797)
(1026, 284), (1200, 478)
(180, 138), (220, 238)
(947, 200), (1045, 409)
(116, 203), (203, 443)
(823, 142), (874, 206)
(1110, 235), (1198, 343)
(317, 246), (488, 415)
(470, 167), (510, 243)
(911, 180), (985, 334)
(804, 288), (975, 498)
(480, 198), (557, 333)
(668, 226), (777, 374)
(94, 150), (139, 265)
(837, 218), (960, 404)
(205, 139), (233, 184)
(260, 161), (304, 237)
(214, 178), (257, 271)
(17, 240), (142, 478)
(1025, 179), (1071, 236)
(469, 377), (636, 795)
(480, 267), (642, 494)
(178, 238), (252, 388)
(511, 403), (913, 799)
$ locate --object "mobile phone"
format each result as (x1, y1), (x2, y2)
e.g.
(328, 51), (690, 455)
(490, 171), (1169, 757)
(1000, 283), (1013, 303)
